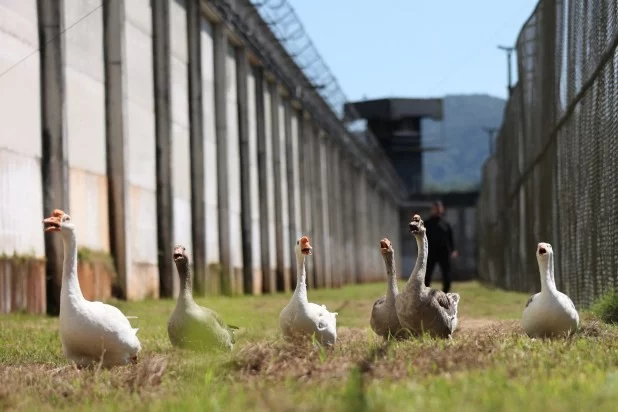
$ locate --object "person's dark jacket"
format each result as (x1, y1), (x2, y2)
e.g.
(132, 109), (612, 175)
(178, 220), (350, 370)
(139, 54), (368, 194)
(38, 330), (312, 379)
(424, 215), (455, 256)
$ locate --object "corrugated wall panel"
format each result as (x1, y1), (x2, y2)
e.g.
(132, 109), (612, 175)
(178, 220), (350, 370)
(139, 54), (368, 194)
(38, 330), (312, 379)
(290, 111), (302, 239)
(0, 152), (44, 256)
(201, 18), (219, 267)
(68, 170), (109, 252)
(0, 0), (43, 256)
(263, 83), (277, 270)
(124, 0), (158, 299)
(64, 0), (109, 253)
(225, 45), (243, 272)
(278, 102), (290, 273)
(318, 137), (332, 287)
(246, 67), (262, 293)
(358, 172), (368, 282)
(170, 0), (191, 295)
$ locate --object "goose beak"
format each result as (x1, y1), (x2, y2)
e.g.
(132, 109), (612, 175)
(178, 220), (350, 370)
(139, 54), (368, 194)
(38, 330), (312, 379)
(409, 214), (422, 234)
(538, 247), (547, 255)
(300, 236), (312, 255)
(43, 217), (61, 232)
(42, 209), (64, 232)
(173, 245), (186, 261)
(380, 238), (392, 253)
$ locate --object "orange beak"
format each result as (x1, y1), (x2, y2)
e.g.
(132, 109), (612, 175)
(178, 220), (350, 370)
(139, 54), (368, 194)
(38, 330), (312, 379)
(380, 238), (391, 251)
(42, 209), (64, 232)
(300, 236), (312, 255)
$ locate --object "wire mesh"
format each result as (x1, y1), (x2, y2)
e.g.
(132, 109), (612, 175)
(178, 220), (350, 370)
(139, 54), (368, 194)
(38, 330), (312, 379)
(478, 0), (618, 308)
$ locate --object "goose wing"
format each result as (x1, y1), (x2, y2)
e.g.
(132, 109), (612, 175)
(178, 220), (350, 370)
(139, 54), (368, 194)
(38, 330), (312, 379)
(200, 306), (237, 342)
(431, 290), (458, 318)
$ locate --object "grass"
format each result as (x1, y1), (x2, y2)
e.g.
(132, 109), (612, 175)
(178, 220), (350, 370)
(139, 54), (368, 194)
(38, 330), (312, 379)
(591, 288), (618, 324)
(1, 280), (618, 411)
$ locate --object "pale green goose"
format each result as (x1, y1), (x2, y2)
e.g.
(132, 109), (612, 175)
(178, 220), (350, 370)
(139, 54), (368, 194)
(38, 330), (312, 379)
(395, 215), (460, 339)
(370, 238), (404, 339)
(167, 245), (237, 351)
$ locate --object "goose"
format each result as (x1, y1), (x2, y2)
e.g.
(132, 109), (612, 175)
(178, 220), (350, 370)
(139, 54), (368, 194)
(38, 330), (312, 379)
(370, 238), (404, 339)
(395, 214), (460, 339)
(521, 242), (579, 338)
(42, 209), (141, 367)
(167, 245), (237, 351)
(279, 235), (338, 346)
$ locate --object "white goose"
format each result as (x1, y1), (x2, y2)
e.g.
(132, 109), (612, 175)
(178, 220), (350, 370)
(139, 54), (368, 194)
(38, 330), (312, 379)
(370, 238), (403, 339)
(395, 214), (460, 339)
(521, 242), (579, 338)
(279, 235), (338, 346)
(43, 209), (141, 367)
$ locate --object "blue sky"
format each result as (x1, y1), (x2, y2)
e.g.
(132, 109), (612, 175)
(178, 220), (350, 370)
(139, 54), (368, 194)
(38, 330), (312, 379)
(286, 0), (539, 101)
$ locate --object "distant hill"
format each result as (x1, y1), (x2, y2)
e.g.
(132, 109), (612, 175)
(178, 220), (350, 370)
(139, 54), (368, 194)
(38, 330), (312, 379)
(421, 94), (506, 192)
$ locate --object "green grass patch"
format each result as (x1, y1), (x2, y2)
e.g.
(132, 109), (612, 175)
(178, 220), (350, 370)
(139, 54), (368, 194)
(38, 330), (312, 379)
(591, 289), (618, 324)
(1, 281), (617, 411)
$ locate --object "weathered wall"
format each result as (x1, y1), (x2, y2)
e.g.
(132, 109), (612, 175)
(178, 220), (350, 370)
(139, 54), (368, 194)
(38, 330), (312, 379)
(0, 0), (406, 311)
(199, 18), (220, 291)
(224, 44), (243, 288)
(64, 0), (109, 254)
(0, 0), (44, 257)
(170, 0), (191, 297)
(124, 0), (158, 299)
(276, 99), (291, 290)
(262, 80), (277, 290)
(246, 68), (262, 294)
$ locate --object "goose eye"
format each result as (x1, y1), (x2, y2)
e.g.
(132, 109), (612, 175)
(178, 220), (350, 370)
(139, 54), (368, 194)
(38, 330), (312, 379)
(296, 241), (299, 245)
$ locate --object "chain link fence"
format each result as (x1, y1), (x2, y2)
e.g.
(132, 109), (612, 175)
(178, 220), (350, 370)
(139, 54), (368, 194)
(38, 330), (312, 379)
(478, 0), (618, 307)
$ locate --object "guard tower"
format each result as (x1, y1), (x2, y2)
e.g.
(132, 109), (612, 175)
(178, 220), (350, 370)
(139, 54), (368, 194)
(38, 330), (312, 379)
(344, 98), (444, 195)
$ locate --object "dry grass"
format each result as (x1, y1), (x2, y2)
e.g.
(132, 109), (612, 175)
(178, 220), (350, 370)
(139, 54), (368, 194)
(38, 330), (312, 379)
(0, 354), (168, 411)
(1, 281), (618, 411)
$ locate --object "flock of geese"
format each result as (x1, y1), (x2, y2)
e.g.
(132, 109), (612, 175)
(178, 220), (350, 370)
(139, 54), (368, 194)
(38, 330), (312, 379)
(41, 209), (580, 368)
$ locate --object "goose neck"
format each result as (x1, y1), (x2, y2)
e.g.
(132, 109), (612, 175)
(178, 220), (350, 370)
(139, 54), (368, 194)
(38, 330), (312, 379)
(60, 229), (84, 306)
(406, 233), (428, 292)
(382, 252), (398, 304)
(538, 256), (557, 293)
(176, 260), (194, 302)
(293, 253), (308, 304)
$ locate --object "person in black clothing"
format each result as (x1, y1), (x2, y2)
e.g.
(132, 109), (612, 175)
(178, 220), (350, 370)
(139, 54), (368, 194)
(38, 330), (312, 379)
(424, 200), (458, 293)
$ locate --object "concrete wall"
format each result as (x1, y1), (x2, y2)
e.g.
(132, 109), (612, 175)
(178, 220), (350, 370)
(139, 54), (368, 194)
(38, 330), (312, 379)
(246, 68), (262, 294)
(200, 18), (220, 288)
(0, 0), (44, 257)
(0, 0), (406, 308)
(262, 80), (277, 288)
(224, 44), (243, 286)
(277, 99), (291, 289)
(64, 0), (109, 254)
(124, 0), (158, 299)
(290, 110), (302, 240)
(170, 0), (191, 297)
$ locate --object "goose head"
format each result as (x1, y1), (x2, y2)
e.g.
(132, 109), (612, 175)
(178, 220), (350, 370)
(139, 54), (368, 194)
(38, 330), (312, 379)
(173, 245), (189, 263)
(43, 209), (74, 234)
(379, 238), (393, 256)
(295, 235), (312, 258)
(536, 242), (553, 262)
(408, 214), (425, 238)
